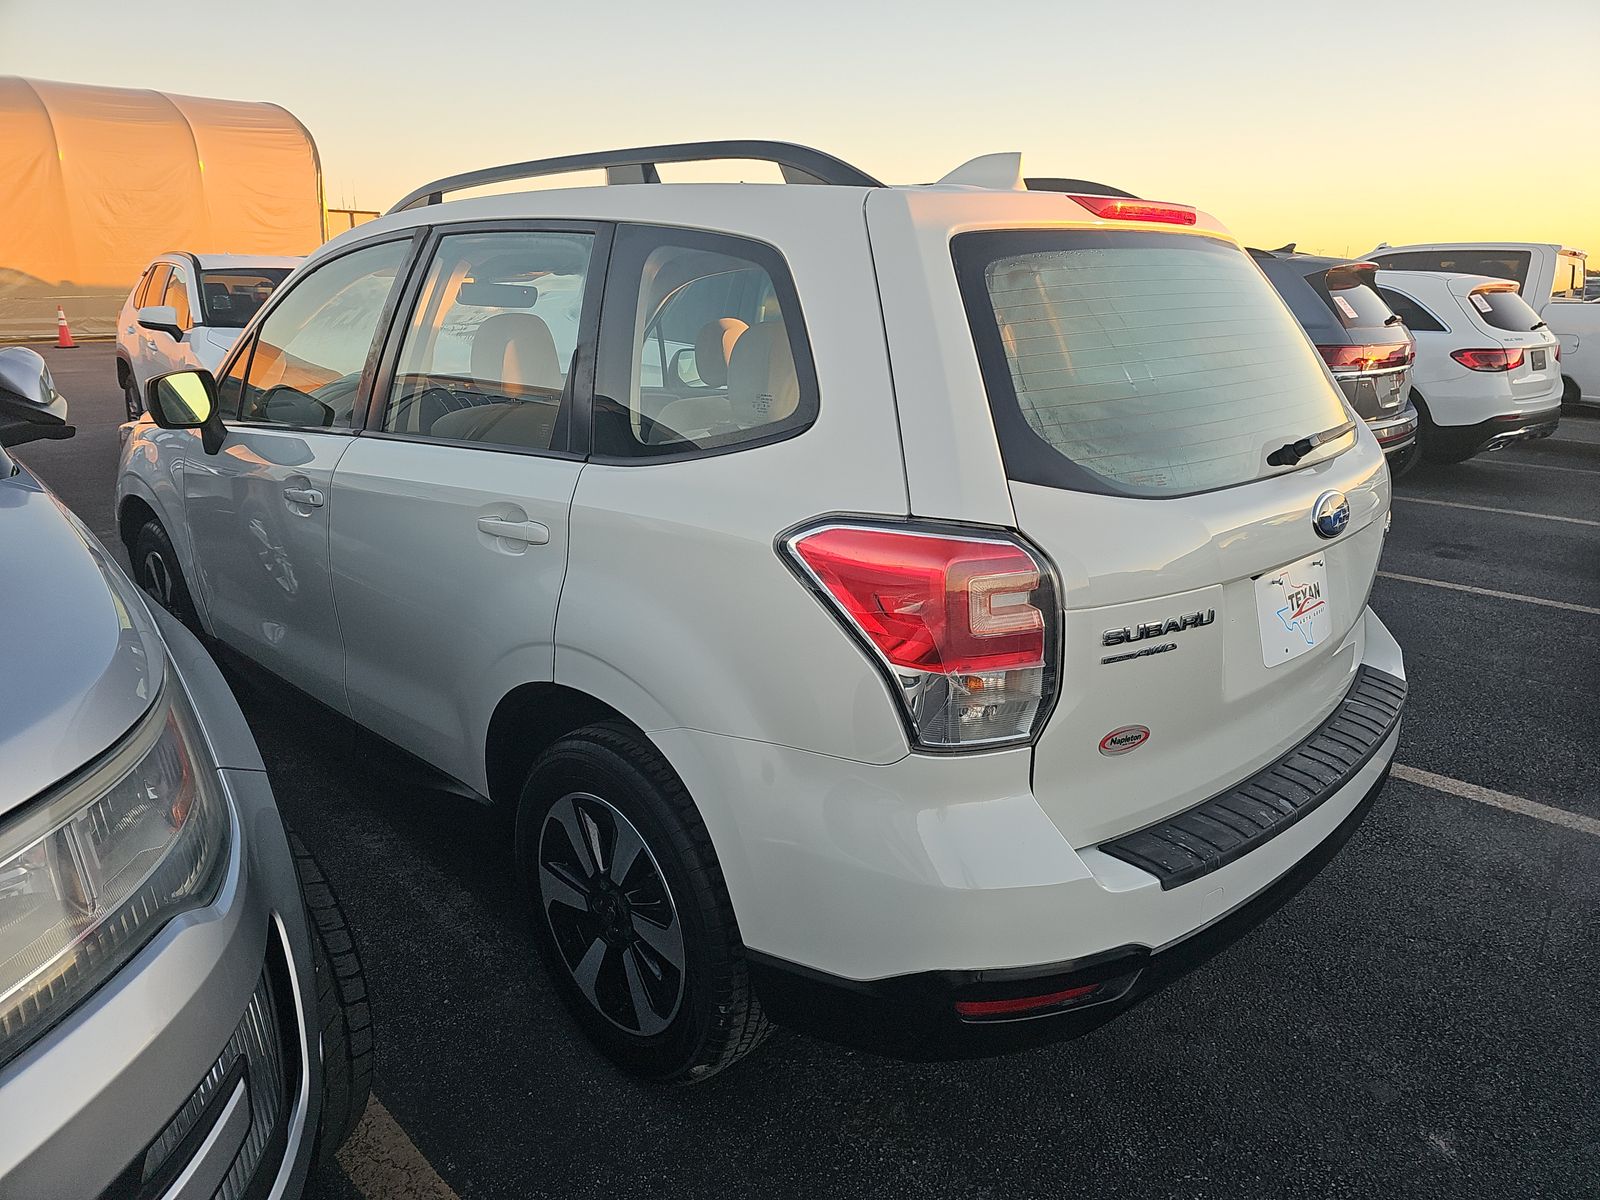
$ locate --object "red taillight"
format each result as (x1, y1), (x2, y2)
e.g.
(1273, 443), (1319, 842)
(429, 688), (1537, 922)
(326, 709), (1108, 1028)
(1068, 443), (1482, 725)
(785, 524), (1056, 749)
(1451, 347), (1524, 372)
(790, 527), (1044, 674)
(1553, 342), (1562, 361)
(1068, 193), (1197, 226)
(1317, 343), (1413, 373)
(954, 983), (1101, 1019)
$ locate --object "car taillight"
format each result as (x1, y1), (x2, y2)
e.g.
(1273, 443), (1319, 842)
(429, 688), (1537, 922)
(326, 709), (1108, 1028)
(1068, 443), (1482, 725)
(1451, 347), (1524, 372)
(783, 523), (1057, 750)
(1317, 343), (1413, 373)
(1067, 194), (1198, 226)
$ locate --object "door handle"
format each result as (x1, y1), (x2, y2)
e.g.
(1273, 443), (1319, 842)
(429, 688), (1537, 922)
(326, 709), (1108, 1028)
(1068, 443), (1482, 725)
(283, 486), (324, 508)
(477, 516), (549, 545)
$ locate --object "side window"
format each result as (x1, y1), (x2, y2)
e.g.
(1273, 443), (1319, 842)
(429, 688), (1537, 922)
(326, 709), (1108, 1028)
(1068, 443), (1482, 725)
(382, 229), (594, 451)
(131, 267), (154, 308)
(594, 225), (817, 459)
(163, 266), (194, 330)
(1376, 287), (1446, 333)
(240, 239), (410, 430)
(142, 264), (172, 311)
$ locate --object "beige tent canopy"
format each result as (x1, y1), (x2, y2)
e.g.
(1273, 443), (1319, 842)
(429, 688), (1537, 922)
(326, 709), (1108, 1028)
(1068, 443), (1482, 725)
(0, 77), (324, 340)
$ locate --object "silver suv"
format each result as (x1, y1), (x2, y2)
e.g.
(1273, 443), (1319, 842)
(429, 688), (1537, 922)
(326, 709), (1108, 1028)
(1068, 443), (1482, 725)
(0, 347), (369, 1197)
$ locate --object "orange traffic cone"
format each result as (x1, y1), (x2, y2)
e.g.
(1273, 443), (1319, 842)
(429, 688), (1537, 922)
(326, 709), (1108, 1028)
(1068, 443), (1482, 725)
(55, 305), (78, 349)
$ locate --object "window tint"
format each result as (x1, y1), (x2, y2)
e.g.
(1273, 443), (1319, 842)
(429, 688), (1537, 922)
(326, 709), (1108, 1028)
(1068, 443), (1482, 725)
(1370, 250), (1532, 289)
(594, 225), (816, 459)
(240, 239), (409, 429)
(383, 230), (593, 452)
(955, 230), (1352, 498)
(1467, 288), (1544, 332)
(131, 267), (155, 308)
(200, 268), (291, 329)
(1376, 287), (1447, 333)
(143, 264), (172, 310)
(162, 267), (193, 330)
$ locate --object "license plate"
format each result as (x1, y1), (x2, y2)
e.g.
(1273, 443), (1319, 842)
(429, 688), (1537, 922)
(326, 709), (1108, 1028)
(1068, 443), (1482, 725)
(1255, 552), (1333, 667)
(1531, 348), (1547, 371)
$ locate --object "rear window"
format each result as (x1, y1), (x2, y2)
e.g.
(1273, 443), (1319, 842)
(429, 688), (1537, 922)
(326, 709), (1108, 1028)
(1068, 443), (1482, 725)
(1370, 250), (1532, 290)
(200, 268), (291, 328)
(954, 230), (1352, 498)
(1466, 288), (1544, 332)
(1319, 278), (1397, 331)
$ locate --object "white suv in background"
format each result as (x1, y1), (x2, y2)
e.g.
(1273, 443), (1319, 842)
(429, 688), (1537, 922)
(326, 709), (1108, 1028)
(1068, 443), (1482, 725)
(117, 142), (1406, 1081)
(1375, 271), (1562, 463)
(116, 252), (299, 419)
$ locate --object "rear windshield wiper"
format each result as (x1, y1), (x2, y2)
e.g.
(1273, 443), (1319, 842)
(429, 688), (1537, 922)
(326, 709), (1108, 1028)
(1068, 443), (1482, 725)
(1268, 420), (1356, 468)
(1532, 319), (1549, 331)
(1384, 313), (1404, 325)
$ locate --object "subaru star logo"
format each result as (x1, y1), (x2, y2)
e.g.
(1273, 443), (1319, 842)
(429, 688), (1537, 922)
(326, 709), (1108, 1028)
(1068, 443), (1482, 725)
(1312, 490), (1350, 539)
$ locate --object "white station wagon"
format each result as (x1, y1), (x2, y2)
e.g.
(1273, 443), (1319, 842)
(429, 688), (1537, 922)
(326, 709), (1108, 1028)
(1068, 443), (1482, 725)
(117, 142), (1406, 1081)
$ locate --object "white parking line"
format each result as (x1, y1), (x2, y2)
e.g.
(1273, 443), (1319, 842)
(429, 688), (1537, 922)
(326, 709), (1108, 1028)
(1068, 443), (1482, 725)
(1394, 764), (1600, 838)
(1393, 495), (1600, 528)
(338, 1098), (461, 1200)
(1375, 571), (1600, 616)
(1470, 457), (1600, 477)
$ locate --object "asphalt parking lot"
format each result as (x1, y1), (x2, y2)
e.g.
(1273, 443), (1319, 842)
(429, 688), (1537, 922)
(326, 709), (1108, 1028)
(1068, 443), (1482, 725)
(17, 342), (1599, 1199)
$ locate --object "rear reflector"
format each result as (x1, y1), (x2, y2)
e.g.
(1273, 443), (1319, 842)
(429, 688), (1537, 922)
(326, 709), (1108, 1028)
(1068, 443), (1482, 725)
(784, 524), (1056, 750)
(1068, 193), (1197, 226)
(954, 983), (1101, 1019)
(1317, 342), (1414, 373)
(1451, 347), (1524, 372)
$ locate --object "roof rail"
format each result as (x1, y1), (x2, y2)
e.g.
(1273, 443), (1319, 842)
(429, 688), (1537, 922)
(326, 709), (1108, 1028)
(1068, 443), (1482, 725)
(388, 140), (884, 214)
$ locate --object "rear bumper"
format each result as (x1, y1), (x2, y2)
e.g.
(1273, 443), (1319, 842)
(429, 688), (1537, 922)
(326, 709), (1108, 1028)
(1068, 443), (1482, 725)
(658, 611), (1404, 1056)
(1433, 408), (1561, 456)
(1367, 405), (1419, 457)
(750, 758), (1392, 1060)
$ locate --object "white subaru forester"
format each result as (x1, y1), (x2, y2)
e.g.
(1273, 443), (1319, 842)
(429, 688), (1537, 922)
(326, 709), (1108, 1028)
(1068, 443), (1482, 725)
(117, 142), (1406, 1081)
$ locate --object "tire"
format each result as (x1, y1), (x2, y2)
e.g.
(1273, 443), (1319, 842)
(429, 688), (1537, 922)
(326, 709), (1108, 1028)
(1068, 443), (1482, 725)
(515, 722), (770, 1083)
(1410, 391), (1477, 466)
(289, 829), (374, 1171)
(123, 371), (142, 421)
(1561, 376), (1584, 415)
(129, 517), (200, 630)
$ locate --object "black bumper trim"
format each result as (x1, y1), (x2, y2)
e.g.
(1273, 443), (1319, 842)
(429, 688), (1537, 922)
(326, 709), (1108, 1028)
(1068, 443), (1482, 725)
(747, 761), (1392, 1061)
(1098, 665), (1406, 889)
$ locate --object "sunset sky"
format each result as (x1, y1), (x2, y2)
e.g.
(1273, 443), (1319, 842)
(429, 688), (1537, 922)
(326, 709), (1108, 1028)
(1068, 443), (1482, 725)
(4, 0), (1596, 257)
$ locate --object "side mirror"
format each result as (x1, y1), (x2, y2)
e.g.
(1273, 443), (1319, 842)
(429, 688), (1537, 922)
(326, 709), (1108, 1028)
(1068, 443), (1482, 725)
(137, 305), (184, 342)
(0, 346), (74, 448)
(147, 369), (225, 454)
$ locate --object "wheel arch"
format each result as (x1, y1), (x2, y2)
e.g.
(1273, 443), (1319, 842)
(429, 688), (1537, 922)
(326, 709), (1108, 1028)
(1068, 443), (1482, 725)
(484, 682), (654, 810)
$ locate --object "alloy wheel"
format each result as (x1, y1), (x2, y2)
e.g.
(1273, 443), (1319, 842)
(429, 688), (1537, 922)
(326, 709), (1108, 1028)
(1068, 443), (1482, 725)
(537, 792), (686, 1036)
(140, 549), (174, 609)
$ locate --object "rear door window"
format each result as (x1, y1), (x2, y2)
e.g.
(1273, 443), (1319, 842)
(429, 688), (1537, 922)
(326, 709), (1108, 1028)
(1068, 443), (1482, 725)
(1466, 288), (1544, 332)
(1376, 287), (1448, 333)
(954, 230), (1352, 498)
(200, 268), (290, 328)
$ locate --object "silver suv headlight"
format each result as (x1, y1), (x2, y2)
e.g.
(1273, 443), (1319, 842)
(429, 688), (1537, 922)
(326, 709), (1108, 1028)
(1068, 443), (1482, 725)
(0, 679), (230, 1068)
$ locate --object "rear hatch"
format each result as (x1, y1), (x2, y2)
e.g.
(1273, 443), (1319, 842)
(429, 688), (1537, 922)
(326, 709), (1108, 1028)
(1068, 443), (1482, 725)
(1306, 262), (1414, 422)
(952, 227), (1389, 847)
(1458, 282), (1563, 402)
